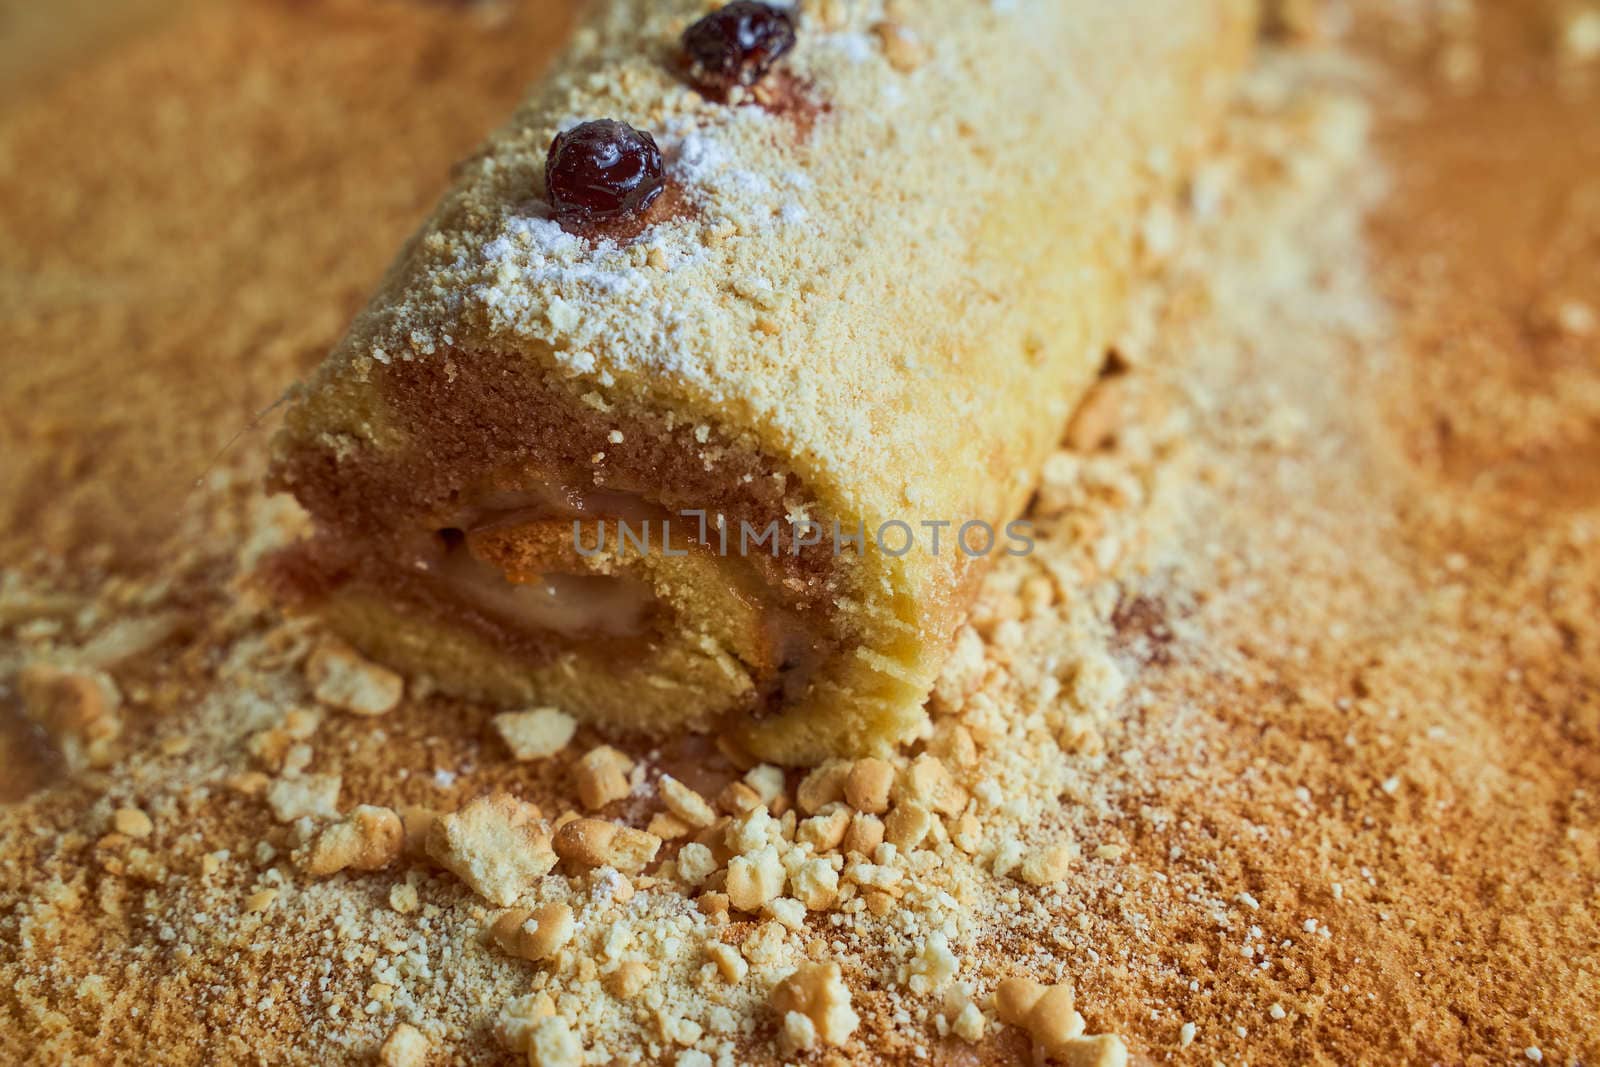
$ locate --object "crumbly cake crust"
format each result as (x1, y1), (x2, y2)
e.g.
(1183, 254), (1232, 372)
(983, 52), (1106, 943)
(268, 0), (1256, 763)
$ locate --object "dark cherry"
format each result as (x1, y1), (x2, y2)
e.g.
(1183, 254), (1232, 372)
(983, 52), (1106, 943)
(545, 119), (665, 223)
(682, 1), (797, 97)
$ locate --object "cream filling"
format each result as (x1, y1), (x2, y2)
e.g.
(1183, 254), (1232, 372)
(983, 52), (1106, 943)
(435, 538), (652, 638)
(421, 484), (660, 639)
(426, 485), (826, 698)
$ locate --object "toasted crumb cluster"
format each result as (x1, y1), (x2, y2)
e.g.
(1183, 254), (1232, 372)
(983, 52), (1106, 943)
(492, 902), (576, 963)
(994, 977), (1127, 1066)
(574, 745), (635, 810)
(378, 1022), (430, 1067)
(427, 792), (558, 906)
(495, 708), (578, 761)
(302, 805), (405, 876)
(306, 638), (405, 717)
(771, 962), (860, 1052)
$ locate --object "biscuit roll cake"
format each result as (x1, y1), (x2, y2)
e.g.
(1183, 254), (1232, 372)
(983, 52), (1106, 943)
(267, 0), (1254, 764)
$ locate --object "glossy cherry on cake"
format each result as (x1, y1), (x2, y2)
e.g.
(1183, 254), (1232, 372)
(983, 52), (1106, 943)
(683, 1), (797, 96)
(545, 119), (665, 223)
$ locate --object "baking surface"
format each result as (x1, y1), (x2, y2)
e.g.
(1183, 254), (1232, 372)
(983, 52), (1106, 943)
(2, 1), (1598, 1064)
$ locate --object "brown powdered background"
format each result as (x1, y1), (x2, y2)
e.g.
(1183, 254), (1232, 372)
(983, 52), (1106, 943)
(2, 1), (1598, 1065)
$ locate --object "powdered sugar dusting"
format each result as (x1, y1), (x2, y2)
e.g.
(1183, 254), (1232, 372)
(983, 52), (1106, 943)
(459, 97), (816, 384)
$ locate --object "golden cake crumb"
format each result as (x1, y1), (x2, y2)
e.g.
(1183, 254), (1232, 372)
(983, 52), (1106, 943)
(645, 811), (692, 839)
(872, 20), (930, 72)
(377, 1023), (430, 1067)
(790, 858), (840, 911)
(657, 774), (716, 828)
(896, 755), (967, 816)
(573, 745), (634, 810)
(844, 757), (894, 814)
(797, 808), (851, 852)
(301, 805), (403, 876)
(1017, 841), (1078, 887)
(675, 841), (717, 886)
(771, 962), (861, 1051)
(527, 1016), (583, 1067)
(244, 889), (279, 914)
(426, 792), (555, 906)
(603, 961), (651, 999)
(841, 812), (885, 856)
(111, 807), (153, 839)
(266, 773), (343, 823)
(552, 817), (660, 874)
(490, 902), (574, 962)
(726, 847), (785, 913)
(883, 801), (933, 851)
(742, 764), (787, 808)
(492, 707), (577, 761)
(796, 760), (850, 814)
(715, 780), (762, 815)
(995, 977), (1129, 1066)
(304, 638), (403, 717)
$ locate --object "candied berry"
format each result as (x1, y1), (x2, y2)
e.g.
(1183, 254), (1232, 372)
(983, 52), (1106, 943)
(683, 1), (796, 96)
(545, 119), (665, 223)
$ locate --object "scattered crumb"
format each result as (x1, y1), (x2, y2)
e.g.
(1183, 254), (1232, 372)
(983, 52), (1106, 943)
(305, 638), (404, 716)
(426, 792), (555, 906)
(111, 807), (153, 839)
(265, 773), (342, 823)
(574, 745), (633, 810)
(770, 963), (860, 1052)
(377, 1023), (430, 1067)
(492, 707), (577, 761)
(301, 805), (403, 876)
